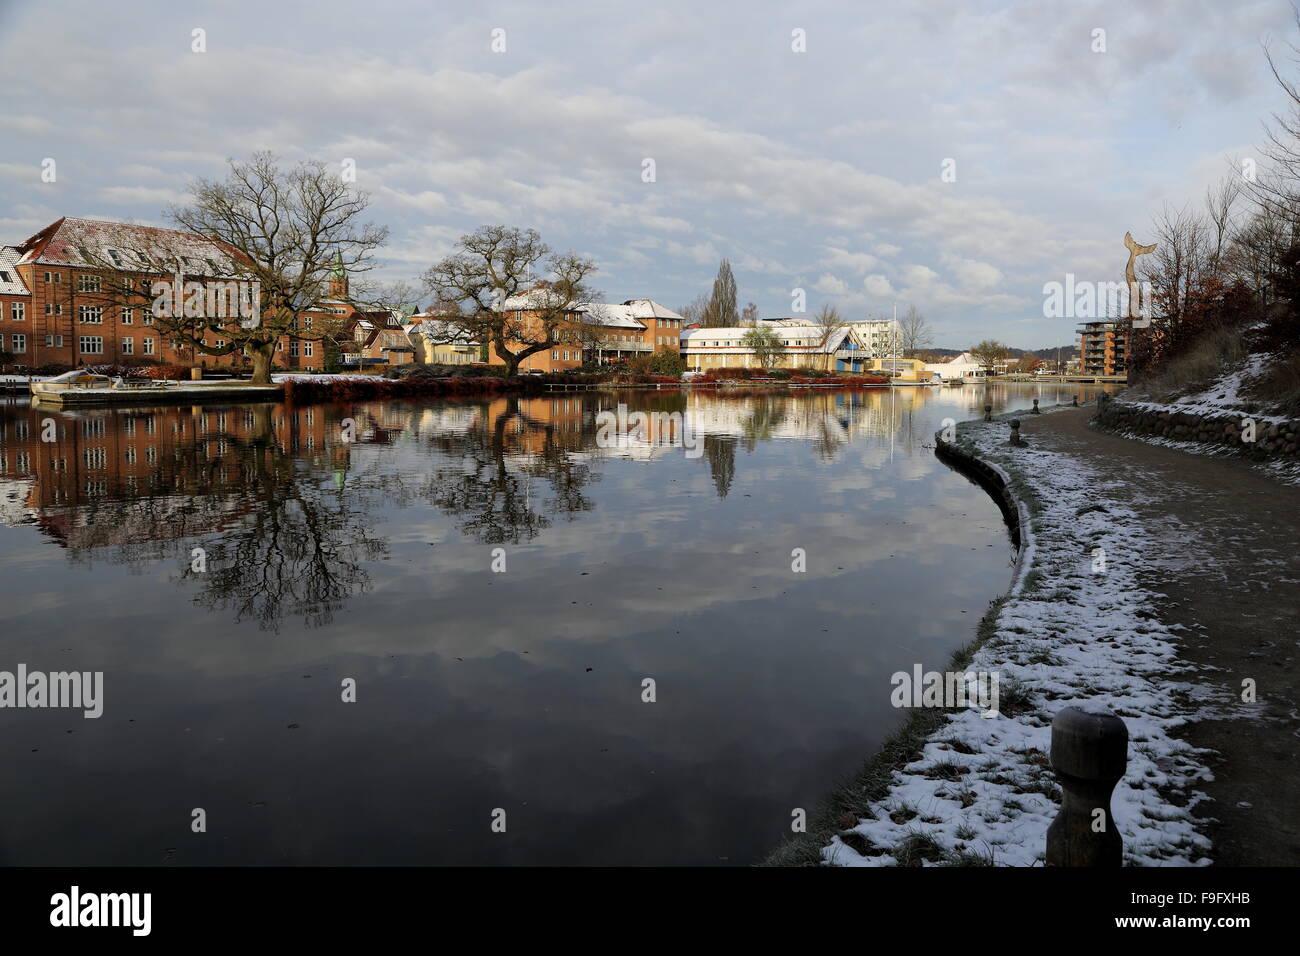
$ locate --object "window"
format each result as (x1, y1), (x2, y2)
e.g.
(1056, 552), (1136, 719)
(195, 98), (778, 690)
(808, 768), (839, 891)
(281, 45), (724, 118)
(121, 308), (133, 324)
(142, 307), (153, 326)
(77, 275), (102, 293)
(143, 338), (155, 355)
(11, 334), (25, 353)
(78, 306), (104, 324)
(290, 341), (299, 358)
(10, 302), (23, 321)
(79, 336), (104, 354)
(45, 303), (63, 316)
(121, 337), (133, 355)
(44, 334), (63, 347)
(302, 342), (313, 357)
(43, 271), (61, 284)
(303, 316), (312, 330)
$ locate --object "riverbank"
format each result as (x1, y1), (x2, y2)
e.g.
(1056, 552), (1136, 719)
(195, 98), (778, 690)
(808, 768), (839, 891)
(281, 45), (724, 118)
(1020, 407), (1300, 865)
(768, 401), (1217, 867)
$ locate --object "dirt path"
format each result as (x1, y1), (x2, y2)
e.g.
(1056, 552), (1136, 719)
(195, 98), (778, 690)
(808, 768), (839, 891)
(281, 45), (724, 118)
(1019, 407), (1300, 866)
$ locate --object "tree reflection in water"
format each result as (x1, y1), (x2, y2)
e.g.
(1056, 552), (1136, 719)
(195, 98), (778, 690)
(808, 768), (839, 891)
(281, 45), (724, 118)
(0, 388), (930, 632)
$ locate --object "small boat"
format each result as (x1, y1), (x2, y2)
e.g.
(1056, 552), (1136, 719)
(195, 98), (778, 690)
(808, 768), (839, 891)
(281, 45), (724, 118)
(29, 368), (178, 399)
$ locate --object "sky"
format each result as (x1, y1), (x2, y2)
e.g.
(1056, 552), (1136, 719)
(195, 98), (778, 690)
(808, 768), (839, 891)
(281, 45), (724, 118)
(0, 0), (1293, 349)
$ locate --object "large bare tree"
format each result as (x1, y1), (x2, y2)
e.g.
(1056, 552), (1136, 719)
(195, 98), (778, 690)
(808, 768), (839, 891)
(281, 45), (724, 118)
(164, 152), (388, 383)
(898, 304), (934, 357)
(422, 226), (599, 376)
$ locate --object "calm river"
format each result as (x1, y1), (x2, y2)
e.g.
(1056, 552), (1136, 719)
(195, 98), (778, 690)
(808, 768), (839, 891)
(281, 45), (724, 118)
(0, 383), (1110, 864)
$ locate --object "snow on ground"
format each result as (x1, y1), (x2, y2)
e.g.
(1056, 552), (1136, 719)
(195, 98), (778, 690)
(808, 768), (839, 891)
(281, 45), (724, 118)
(271, 373), (352, 382)
(823, 408), (1215, 867)
(1127, 352), (1286, 422)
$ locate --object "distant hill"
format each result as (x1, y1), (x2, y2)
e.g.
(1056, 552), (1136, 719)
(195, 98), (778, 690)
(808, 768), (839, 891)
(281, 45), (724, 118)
(924, 344), (1080, 360)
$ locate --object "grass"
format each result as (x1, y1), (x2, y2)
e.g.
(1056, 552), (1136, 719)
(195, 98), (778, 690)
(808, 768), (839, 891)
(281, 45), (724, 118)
(1245, 347), (1300, 414)
(1133, 326), (1250, 402)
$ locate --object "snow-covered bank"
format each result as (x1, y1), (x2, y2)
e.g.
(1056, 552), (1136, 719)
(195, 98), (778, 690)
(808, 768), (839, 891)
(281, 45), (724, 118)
(822, 406), (1214, 867)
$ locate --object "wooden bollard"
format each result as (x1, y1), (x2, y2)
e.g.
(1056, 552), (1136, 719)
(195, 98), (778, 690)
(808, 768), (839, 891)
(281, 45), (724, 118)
(1046, 706), (1128, 866)
(1008, 419), (1025, 446)
(1072, 395), (1079, 407)
(983, 403), (993, 422)
(1031, 398), (1040, 414)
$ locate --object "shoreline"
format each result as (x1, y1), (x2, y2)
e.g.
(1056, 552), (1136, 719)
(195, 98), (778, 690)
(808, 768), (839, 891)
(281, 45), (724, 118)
(766, 401), (1213, 867)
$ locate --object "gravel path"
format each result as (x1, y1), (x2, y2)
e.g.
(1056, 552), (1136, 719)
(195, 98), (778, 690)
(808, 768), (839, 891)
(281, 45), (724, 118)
(1021, 407), (1300, 866)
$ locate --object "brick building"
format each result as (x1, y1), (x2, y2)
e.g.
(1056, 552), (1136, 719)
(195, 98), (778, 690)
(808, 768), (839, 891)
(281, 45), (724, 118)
(486, 291), (684, 373)
(0, 217), (374, 373)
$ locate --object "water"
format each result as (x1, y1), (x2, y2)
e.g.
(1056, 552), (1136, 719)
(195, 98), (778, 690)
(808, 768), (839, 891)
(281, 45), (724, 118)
(0, 383), (1110, 864)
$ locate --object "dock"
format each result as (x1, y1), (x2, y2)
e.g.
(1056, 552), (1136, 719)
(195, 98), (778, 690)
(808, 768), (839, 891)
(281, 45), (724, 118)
(29, 382), (283, 407)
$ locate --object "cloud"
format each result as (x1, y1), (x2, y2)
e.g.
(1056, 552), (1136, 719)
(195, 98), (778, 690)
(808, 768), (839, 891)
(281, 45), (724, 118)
(0, 0), (1291, 348)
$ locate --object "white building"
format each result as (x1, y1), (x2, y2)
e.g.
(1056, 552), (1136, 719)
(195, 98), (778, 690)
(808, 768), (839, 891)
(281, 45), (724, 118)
(680, 325), (872, 372)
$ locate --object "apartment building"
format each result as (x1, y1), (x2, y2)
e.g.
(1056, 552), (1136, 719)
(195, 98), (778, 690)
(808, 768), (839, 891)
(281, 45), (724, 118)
(485, 290), (684, 373)
(1078, 320), (1130, 376)
(0, 217), (374, 372)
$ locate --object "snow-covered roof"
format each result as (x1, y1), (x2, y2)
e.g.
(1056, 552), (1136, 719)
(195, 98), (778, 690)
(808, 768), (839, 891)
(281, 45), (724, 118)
(681, 326), (853, 352)
(0, 246), (29, 295)
(15, 217), (242, 275)
(498, 286), (585, 311)
(580, 303), (644, 330)
(620, 298), (682, 320)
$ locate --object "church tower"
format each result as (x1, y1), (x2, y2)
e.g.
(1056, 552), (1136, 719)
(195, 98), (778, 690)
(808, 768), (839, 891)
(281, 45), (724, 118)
(327, 251), (348, 300)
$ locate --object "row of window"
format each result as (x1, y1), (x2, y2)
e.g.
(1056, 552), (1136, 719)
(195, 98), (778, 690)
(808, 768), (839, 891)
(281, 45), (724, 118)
(0, 333), (159, 355)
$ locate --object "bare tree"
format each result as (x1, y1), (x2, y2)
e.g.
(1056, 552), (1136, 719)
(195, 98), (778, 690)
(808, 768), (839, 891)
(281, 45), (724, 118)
(678, 292), (709, 327)
(422, 226), (599, 376)
(78, 154), (386, 382)
(1140, 203), (1212, 327)
(811, 304), (843, 370)
(166, 153), (388, 383)
(898, 305), (933, 357)
(356, 278), (423, 319)
(740, 302), (760, 326)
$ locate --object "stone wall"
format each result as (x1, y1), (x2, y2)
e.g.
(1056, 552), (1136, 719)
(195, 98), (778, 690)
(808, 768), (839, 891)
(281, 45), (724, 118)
(1093, 394), (1300, 459)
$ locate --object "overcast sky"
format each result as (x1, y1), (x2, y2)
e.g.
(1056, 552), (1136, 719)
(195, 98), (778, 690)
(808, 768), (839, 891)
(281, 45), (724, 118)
(0, 0), (1292, 348)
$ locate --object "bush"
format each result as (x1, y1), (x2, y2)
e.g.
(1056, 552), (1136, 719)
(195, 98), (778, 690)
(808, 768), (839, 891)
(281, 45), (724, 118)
(648, 346), (686, 377)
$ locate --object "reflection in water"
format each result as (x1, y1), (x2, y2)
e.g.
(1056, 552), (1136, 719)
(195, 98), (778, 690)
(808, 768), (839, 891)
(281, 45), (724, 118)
(0, 383), (1114, 864)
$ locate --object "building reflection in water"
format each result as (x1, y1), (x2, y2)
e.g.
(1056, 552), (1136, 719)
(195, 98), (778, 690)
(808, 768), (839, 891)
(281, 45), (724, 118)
(0, 385), (1103, 630)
